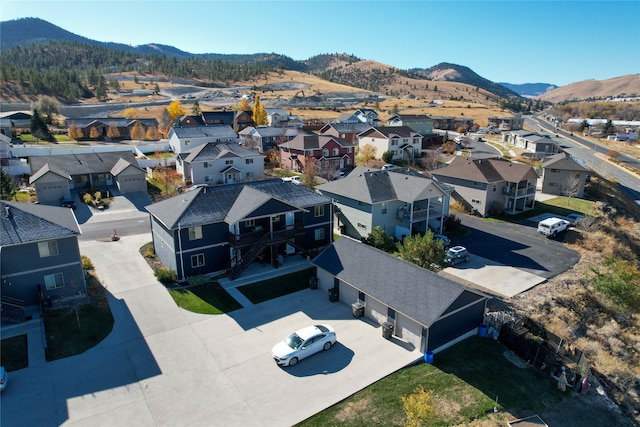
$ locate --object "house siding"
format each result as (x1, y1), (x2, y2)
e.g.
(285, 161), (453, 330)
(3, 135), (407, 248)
(33, 173), (70, 204)
(427, 299), (485, 351)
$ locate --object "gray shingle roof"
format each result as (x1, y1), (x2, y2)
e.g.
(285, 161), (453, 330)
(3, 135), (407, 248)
(183, 143), (263, 163)
(359, 126), (418, 138)
(1, 200), (81, 246)
(317, 166), (446, 204)
(29, 151), (138, 176)
(169, 125), (238, 139)
(431, 157), (538, 183)
(29, 163), (71, 184)
(541, 153), (589, 171)
(146, 179), (332, 229)
(320, 123), (373, 134)
(285, 134), (355, 150)
(65, 118), (158, 128)
(312, 237), (487, 327)
(110, 158), (144, 176)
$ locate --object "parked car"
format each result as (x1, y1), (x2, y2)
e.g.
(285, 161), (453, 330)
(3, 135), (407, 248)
(281, 176), (303, 185)
(445, 246), (469, 266)
(60, 195), (76, 210)
(0, 366), (7, 392)
(271, 324), (336, 366)
(537, 217), (570, 237)
(565, 213), (585, 226)
(433, 233), (451, 247)
(381, 164), (397, 171)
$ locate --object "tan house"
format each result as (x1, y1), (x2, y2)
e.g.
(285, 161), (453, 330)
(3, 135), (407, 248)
(357, 126), (423, 161)
(487, 115), (524, 131)
(540, 153), (589, 197)
(431, 157), (538, 216)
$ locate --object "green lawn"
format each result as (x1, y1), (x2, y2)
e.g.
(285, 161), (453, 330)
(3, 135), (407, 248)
(486, 196), (596, 223)
(297, 337), (565, 426)
(0, 334), (29, 372)
(238, 268), (316, 304)
(169, 282), (242, 314)
(43, 273), (114, 361)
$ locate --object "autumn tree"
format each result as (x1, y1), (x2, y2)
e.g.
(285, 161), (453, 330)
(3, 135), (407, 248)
(265, 148), (281, 169)
(145, 126), (160, 140)
(158, 109), (172, 136)
(167, 100), (186, 122)
(130, 122), (146, 140)
(238, 97), (252, 111)
(252, 95), (268, 125)
(123, 108), (137, 119)
(68, 122), (83, 140)
(396, 230), (445, 272)
(302, 156), (320, 188)
(89, 126), (100, 140)
(401, 386), (434, 427)
(355, 144), (376, 166)
(106, 121), (120, 139)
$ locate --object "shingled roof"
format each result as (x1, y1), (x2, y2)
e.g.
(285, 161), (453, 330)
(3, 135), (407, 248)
(431, 157), (538, 183)
(1, 200), (81, 246)
(317, 166), (448, 204)
(29, 151), (138, 176)
(146, 179), (332, 229)
(182, 143), (263, 163)
(312, 237), (487, 327)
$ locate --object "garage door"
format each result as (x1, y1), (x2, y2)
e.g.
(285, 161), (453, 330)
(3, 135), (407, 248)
(395, 314), (422, 350)
(365, 297), (387, 325)
(119, 177), (145, 193)
(39, 184), (66, 203)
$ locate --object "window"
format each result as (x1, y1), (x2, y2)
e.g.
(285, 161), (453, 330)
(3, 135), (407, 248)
(44, 273), (64, 290)
(493, 185), (497, 192)
(315, 228), (325, 240)
(188, 226), (202, 240)
(246, 171), (254, 178)
(471, 199), (481, 204)
(185, 140), (190, 145)
(357, 222), (367, 229)
(391, 138), (398, 146)
(323, 149), (329, 157)
(245, 219), (255, 227)
(271, 215), (280, 222)
(203, 162), (211, 168)
(333, 148), (339, 156)
(38, 241), (58, 257)
(381, 202), (388, 214)
(191, 253), (205, 268)
(347, 157), (352, 165)
(314, 205), (324, 217)
(225, 160), (234, 165)
(246, 158), (254, 164)
(204, 176), (211, 182)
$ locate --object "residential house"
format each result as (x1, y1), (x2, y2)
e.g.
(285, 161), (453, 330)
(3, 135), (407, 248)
(336, 108), (381, 126)
(312, 237), (488, 353)
(29, 151), (146, 203)
(176, 142), (265, 185)
(431, 157), (538, 216)
(0, 118), (13, 138)
(201, 111), (235, 127)
(319, 122), (373, 144)
(264, 108), (290, 127)
(168, 125), (238, 154)
(0, 111), (32, 130)
(487, 115), (524, 131)
(540, 153), (589, 197)
(357, 126), (423, 161)
(431, 116), (475, 131)
(386, 114), (434, 134)
(316, 166), (451, 240)
(238, 126), (299, 153)
(1, 201), (86, 307)
(607, 131), (639, 142)
(174, 115), (206, 127)
(65, 117), (159, 141)
(233, 110), (254, 131)
(503, 131), (560, 159)
(279, 134), (356, 175)
(146, 179), (333, 281)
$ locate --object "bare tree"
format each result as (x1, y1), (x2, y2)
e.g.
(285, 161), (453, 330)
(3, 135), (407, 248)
(561, 173), (582, 205)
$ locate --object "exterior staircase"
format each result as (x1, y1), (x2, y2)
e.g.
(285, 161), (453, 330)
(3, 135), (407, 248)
(227, 234), (271, 280)
(1, 296), (26, 324)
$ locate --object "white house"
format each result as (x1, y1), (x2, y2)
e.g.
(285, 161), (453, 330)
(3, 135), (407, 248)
(168, 125), (238, 154)
(356, 126), (423, 161)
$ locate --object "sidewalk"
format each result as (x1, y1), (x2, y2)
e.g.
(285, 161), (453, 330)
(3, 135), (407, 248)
(1, 306), (48, 368)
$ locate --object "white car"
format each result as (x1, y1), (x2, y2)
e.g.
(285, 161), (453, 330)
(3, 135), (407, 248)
(381, 164), (397, 171)
(271, 324), (336, 366)
(281, 176), (302, 185)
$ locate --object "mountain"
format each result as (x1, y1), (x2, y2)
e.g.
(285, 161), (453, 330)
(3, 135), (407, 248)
(536, 75), (640, 103)
(409, 63), (520, 99)
(498, 82), (558, 98)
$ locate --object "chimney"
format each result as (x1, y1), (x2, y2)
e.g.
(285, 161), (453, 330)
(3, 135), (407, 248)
(5, 206), (10, 218)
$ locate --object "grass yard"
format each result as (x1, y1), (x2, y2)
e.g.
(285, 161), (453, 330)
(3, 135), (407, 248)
(297, 337), (565, 426)
(43, 272), (114, 361)
(169, 282), (242, 314)
(1, 334), (29, 372)
(238, 268), (317, 304)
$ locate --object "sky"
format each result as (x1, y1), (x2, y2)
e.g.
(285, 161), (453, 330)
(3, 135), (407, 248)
(1, 0), (639, 87)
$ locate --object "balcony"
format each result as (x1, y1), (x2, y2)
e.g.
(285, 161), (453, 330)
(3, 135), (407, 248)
(503, 186), (536, 197)
(228, 225), (304, 248)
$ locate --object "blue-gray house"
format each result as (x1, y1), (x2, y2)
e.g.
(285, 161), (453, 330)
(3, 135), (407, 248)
(146, 179), (333, 281)
(1, 201), (85, 308)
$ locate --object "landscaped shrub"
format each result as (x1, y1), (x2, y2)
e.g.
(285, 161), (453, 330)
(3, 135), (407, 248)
(155, 268), (177, 284)
(187, 275), (210, 286)
(443, 214), (462, 232)
(81, 255), (94, 270)
(83, 193), (93, 204)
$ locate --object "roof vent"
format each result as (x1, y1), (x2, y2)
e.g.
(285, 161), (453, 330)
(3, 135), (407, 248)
(5, 206), (11, 218)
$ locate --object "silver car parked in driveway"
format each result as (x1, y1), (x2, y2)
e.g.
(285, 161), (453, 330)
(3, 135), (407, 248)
(271, 324), (336, 366)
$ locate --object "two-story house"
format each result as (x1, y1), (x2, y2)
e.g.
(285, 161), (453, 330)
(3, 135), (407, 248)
(319, 122), (373, 143)
(503, 131), (560, 159)
(431, 157), (538, 217)
(357, 126), (423, 161)
(146, 179), (333, 281)
(540, 153), (589, 197)
(336, 108), (381, 126)
(264, 108), (290, 127)
(201, 111), (235, 127)
(487, 115), (524, 131)
(168, 125), (238, 154)
(386, 114), (434, 135)
(238, 126), (299, 153)
(233, 110), (254, 131)
(431, 116), (475, 131)
(1, 201), (86, 308)
(317, 166), (451, 240)
(279, 134), (356, 174)
(176, 142), (265, 185)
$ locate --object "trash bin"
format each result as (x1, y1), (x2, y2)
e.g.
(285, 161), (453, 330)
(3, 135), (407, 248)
(352, 302), (364, 318)
(329, 288), (339, 302)
(478, 324), (488, 337)
(382, 322), (394, 339)
(424, 351), (434, 364)
(309, 276), (318, 290)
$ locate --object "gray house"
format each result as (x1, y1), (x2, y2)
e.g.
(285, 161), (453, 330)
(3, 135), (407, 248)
(431, 157), (538, 217)
(312, 237), (488, 353)
(168, 125), (239, 154)
(386, 114), (434, 134)
(540, 153), (589, 197)
(1, 201), (85, 307)
(176, 142), (265, 185)
(317, 166), (451, 240)
(503, 131), (560, 159)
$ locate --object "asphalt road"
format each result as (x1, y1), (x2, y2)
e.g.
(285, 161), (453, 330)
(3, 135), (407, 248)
(454, 214), (580, 279)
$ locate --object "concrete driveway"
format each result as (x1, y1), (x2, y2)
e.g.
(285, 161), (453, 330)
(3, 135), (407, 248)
(1, 233), (421, 427)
